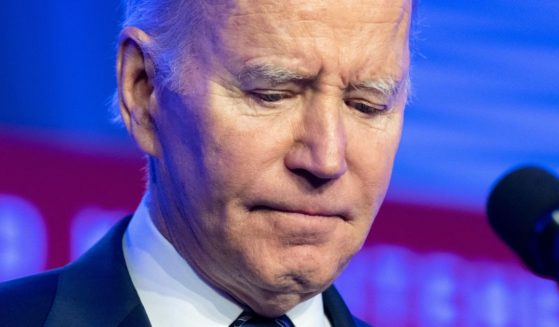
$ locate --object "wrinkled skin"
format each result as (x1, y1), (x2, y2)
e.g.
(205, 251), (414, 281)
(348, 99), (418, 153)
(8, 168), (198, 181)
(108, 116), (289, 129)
(118, 0), (411, 317)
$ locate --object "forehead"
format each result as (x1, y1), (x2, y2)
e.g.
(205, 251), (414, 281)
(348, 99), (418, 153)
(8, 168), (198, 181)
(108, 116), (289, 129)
(223, 0), (411, 23)
(208, 0), (411, 83)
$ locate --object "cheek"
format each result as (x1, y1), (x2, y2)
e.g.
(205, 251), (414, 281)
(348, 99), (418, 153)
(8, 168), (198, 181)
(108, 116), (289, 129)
(156, 91), (209, 177)
(348, 120), (402, 205)
(202, 114), (294, 194)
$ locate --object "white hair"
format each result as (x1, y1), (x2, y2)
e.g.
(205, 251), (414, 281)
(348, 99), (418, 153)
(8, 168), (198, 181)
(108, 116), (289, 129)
(124, 0), (209, 82)
(111, 0), (211, 122)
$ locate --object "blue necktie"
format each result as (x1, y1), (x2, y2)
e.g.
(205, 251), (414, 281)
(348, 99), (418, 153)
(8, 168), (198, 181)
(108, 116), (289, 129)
(230, 310), (295, 327)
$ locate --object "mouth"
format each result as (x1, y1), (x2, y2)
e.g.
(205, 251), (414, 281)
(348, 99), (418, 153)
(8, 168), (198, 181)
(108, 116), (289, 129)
(249, 203), (347, 221)
(248, 204), (342, 244)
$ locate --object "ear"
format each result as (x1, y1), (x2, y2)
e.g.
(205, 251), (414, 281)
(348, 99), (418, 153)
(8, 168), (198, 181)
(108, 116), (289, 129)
(116, 26), (159, 156)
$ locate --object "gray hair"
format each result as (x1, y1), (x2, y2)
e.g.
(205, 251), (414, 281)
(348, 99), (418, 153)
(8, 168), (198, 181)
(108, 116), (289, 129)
(111, 0), (211, 122)
(123, 0), (210, 84)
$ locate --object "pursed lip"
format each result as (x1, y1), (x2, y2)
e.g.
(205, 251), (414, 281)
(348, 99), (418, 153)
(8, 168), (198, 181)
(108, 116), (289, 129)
(249, 201), (348, 220)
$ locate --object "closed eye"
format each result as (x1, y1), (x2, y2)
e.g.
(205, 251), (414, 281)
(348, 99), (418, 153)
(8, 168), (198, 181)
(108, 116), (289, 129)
(345, 99), (388, 115)
(249, 91), (291, 103)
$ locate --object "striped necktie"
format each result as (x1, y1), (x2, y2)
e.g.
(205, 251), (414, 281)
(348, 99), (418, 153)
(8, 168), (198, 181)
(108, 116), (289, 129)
(230, 310), (295, 327)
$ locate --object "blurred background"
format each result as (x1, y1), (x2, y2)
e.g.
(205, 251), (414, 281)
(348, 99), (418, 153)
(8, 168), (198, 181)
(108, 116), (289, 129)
(1, 0), (559, 325)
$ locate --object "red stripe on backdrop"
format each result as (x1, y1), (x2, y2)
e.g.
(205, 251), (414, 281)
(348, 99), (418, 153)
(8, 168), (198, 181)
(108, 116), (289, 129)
(369, 201), (519, 263)
(0, 129), (145, 268)
(0, 130), (520, 270)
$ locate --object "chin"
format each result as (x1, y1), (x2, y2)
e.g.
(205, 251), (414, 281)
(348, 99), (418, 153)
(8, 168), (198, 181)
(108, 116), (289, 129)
(256, 257), (340, 297)
(242, 275), (324, 317)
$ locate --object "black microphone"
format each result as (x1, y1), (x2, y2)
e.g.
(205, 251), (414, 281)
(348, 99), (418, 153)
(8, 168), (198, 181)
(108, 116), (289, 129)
(487, 166), (559, 280)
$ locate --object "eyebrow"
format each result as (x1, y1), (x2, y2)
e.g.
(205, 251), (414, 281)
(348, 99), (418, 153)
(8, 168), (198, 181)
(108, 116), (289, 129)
(350, 77), (406, 99)
(237, 63), (314, 86)
(237, 63), (410, 101)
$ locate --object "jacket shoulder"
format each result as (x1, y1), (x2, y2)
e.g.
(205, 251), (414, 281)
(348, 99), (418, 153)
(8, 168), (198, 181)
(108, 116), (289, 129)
(0, 269), (60, 326)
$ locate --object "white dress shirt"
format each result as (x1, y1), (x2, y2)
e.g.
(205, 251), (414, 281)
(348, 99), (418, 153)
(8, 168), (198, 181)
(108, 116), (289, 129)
(123, 198), (332, 327)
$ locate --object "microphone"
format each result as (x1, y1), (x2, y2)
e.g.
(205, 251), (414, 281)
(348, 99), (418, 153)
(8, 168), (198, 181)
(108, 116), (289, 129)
(487, 166), (559, 280)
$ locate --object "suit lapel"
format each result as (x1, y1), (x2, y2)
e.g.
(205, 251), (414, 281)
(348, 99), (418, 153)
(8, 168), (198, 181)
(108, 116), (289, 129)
(323, 285), (359, 327)
(45, 217), (150, 327)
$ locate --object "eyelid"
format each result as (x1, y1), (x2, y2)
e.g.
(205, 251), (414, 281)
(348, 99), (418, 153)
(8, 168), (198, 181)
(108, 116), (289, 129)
(247, 89), (295, 105)
(345, 99), (389, 115)
(248, 89), (293, 96)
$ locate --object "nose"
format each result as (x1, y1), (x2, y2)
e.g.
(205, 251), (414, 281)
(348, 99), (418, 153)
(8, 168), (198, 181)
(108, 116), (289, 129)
(284, 94), (348, 183)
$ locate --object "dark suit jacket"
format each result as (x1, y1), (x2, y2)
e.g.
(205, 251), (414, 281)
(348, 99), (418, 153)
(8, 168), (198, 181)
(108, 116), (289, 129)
(0, 217), (370, 326)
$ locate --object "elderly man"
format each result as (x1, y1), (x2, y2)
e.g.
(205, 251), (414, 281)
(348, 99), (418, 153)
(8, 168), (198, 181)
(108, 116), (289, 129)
(0, 0), (412, 326)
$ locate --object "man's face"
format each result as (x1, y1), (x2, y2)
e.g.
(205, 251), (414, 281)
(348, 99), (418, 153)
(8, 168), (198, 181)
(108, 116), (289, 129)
(151, 0), (410, 315)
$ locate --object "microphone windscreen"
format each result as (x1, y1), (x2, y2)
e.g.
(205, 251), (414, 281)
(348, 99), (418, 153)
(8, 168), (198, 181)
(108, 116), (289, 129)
(487, 166), (559, 275)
